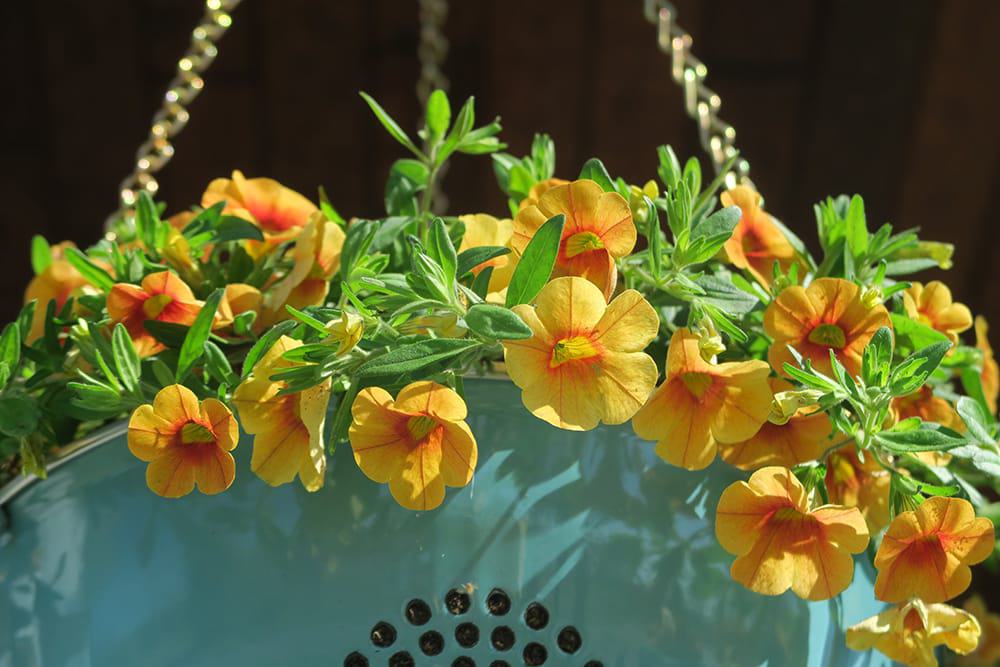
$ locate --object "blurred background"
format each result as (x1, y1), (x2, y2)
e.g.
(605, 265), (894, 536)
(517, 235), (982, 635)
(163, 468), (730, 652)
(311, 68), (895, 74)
(1, 0), (998, 329)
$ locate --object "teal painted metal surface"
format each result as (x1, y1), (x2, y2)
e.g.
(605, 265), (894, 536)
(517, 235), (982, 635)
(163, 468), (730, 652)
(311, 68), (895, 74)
(0, 378), (892, 666)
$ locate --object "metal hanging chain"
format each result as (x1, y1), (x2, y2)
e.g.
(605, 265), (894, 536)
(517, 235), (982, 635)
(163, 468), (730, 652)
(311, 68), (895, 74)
(416, 0), (450, 104)
(643, 0), (750, 187)
(105, 0), (243, 231)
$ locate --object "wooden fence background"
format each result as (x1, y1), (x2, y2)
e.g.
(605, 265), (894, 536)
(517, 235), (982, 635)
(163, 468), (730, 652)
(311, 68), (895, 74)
(1, 0), (998, 328)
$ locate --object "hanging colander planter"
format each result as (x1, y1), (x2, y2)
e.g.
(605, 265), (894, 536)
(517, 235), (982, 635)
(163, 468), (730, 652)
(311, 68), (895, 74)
(1, 2), (998, 667)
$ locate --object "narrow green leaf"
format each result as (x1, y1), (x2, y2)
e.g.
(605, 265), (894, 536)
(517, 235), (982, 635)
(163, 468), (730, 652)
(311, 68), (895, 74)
(242, 320), (297, 379)
(176, 288), (224, 381)
(356, 338), (480, 379)
(956, 396), (995, 446)
(425, 89), (451, 140)
(359, 91), (423, 158)
(204, 341), (238, 386)
(0, 323), (21, 389)
(64, 247), (115, 291)
(30, 235), (52, 275)
(216, 216), (265, 243)
(890, 312), (949, 350)
(505, 214), (565, 308)
(456, 246), (509, 277)
(111, 323), (141, 394)
(428, 217), (458, 286)
(578, 158), (614, 192)
(0, 396), (40, 437)
(874, 425), (966, 453)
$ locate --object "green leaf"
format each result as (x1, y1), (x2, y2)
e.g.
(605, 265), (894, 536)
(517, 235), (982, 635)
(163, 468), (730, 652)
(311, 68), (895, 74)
(578, 158), (614, 192)
(143, 320), (190, 348)
(15, 300), (36, 344)
(68, 382), (124, 413)
(359, 91), (423, 158)
(956, 396), (995, 446)
(216, 216), (265, 243)
(425, 89), (451, 140)
(111, 323), (141, 394)
(645, 197), (663, 278)
(176, 288), (224, 381)
(64, 247), (115, 291)
(428, 217), (458, 286)
(441, 96), (476, 160)
(889, 340), (952, 396)
(505, 214), (565, 308)
(318, 185), (346, 226)
(0, 395), (40, 437)
(890, 312), (949, 350)
(843, 195), (868, 258)
(950, 444), (1000, 477)
(340, 219), (378, 282)
(30, 235), (52, 274)
(698, 275), (759, 315)
(471, 266), (494, 300)
(874, 424), (967, 453)
(0, 322), (21, 390)
(466, 304), (532, 340)
(862, 326), (893, 387)
(456, 246), (510, 277)
(135, 191), (162, 251)
(356, 338), (480, 379)
(204, 341), (238, 386)
(242, 320), (297, 379)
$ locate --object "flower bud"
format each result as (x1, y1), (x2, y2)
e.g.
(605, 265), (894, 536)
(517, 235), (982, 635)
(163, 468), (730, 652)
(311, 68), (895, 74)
(324, 311), (364, 355)
(860, 285), (883, 309)
(692, 317), (725, 362)
(768, 389), (824, 425)
(891, 241), (954, 270)
(628, 180), (660, 224)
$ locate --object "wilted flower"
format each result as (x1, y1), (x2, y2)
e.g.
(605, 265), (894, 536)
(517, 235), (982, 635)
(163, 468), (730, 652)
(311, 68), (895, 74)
(847, 598), (980, 667)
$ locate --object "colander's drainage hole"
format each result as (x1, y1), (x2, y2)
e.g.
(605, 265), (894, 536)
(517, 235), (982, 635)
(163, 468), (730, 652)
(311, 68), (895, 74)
(452, 658), (475, 667)
(419, 629), (445, 656)
(370, 621), (396, 648)
(522, 642), (548, 665)
(489, 662), (511, 667)
(523, 602), (549, 630)
(343, 652), (368, 667)
(455, 622), (480, 648)
(491, 625), (516, 651)
(446, 588), (472, 615)
(389, 651), (415, 667)
(583, 662), (604, 667)
(556, 625), (581, 654)
(487, 588), (511, 615)
(405, 598), (432, 625)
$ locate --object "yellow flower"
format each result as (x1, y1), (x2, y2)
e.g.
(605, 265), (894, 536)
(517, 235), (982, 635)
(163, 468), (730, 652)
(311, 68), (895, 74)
(232, 336), (332, 491)
(721, 186), (803, 287)
(874, 496), (994, 603)
(213, 283), (263, 334)
(457, 213), (518, 304)
(513, 179), (636, 300)
(262, 212), (345, 325)
(716, 466), (870, 600)
(975, 316), (998, 415)
(959, 596), (1000, 666)
(903, 281), (972, 345)
(23, 242), (95, 343)
(502, 276), (659, 431)
(847, 598), (981, 667)
(825, 444), (891, 533)
(126, 384), (239, 498)
(323, 311), (364, 355)
(633, 328), (771, 470)
(764, 277), (891, 378)
(719, 377), (832, 470)
(202, 170), (318, 255)
(349, 381), (477, 511)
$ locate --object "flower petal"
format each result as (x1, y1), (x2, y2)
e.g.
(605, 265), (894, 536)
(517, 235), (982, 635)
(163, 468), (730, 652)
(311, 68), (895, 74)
(633, 378), (716, 470)
(250, 424), (309, 487)
(712, 361), (772, 443)
(127, 405), (175, 461)
(152, 384), (201, 425)
(534, 276), (606, 337)
(193, 448), (236, 495)
(145, 449), (196, 498)
(390, 439), (445, 511)
(592, 289), (659, 353)
(201, 398), (238, 452)
(395, 381), (467, 421)
(594, 351), (658, 425)
(439, 421), (477, 487)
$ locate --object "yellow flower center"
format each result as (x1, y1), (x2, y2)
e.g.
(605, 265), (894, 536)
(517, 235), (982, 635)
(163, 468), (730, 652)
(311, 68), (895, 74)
(143, 293), (174, 319)
(563, 231), (605, 258)
(550, 336), (601, 368)
(179, 421), (214, 445)
(406, 415), (439, 441)
(680, 372), (714, 399)
(807, 323), (847, 348)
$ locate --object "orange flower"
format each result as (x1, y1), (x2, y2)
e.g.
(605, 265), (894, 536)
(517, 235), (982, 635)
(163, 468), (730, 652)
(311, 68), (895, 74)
(261, 213), (344, 325)
(903, 281), (972, 345)
(349, 381), (477, 511)
(202, 170), (318, 254)
(975, 317), (998, 415)
(502, 276), (659, 431)
(716, 466), (870, 600)
(23, 242), (93, 343)
(721, 186), (801, 287)
(633, 328), (771, 470)
(512, 179), (636, 300)
(960, 595), (1000, 666)
(825, 444), (891, 533)
(874, 496), (994, 603)
(518, 177), (569, 211)
(719, 378), (832, 470)
(765, 277), (891, 378)
(232, 336), (332, 491)
(457, 213), (518, 304)
(126, 384), (239, 498)
(847, 598), (981, 667)
(107, 271), (203, 357)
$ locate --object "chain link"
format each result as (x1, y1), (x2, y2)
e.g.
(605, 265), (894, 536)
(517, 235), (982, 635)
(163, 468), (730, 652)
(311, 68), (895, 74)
(643, 0), (750, 187)
(105, 0), (243, 231)
(416, 0), (449, 104)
